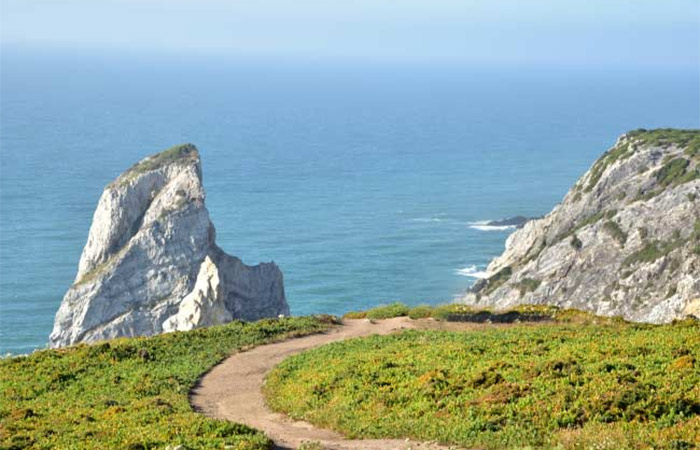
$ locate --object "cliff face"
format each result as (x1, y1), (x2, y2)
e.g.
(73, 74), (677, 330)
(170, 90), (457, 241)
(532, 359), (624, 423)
(50, 144), (288, 348)
(461, 129), (700, 323)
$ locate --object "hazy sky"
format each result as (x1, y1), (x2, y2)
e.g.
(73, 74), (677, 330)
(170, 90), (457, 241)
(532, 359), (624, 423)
(1, 0), (698, 67)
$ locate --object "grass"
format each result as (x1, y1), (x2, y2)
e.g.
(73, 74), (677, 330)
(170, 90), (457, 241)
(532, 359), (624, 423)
(0, 317), (332, 450)
(264, 320), (700, 450)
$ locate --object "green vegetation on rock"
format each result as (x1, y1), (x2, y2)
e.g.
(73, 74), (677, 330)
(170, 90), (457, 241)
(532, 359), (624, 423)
(655, 157), (699, 187)
(73, 246), (129, 287)
(565, 210), (605, 239)
(627, 129), (700, 155)
(0, 317), (331, 450)
(265, 321), (700, 450)
(623, 222), (700, 268)
(623, 241), (677, 267)
(583, 129), (700, 194)
(603, 221), (627, 246)
(113, 144), (199, 188)
(515, 278), (541, 296)
(130, 144), (198, 174)
(481, 266), (513, 295)
(584, 142), (633, 193)
(570, 234), (583, 250)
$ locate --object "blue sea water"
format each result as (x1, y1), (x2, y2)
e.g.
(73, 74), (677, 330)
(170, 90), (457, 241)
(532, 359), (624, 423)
(1, 49), (698, 354)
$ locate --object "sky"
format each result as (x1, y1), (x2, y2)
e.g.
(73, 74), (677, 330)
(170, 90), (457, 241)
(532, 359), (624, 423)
(1, 0), (699, 67)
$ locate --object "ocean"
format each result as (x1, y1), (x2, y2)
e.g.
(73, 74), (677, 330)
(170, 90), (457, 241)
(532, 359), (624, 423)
(1, 48), (698, 354)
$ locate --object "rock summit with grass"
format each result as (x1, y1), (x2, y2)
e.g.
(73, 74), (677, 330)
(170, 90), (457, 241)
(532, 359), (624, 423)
(462, 129), (700, 323)
(50, 144), (288, 348)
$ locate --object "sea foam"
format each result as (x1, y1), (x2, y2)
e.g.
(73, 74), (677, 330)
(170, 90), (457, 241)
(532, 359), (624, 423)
(455, 265), (489, 278)
(468, 220), (517, 231)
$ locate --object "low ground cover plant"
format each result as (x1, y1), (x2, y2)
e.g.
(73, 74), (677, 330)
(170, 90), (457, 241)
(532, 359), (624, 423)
(0, 317), (331, 450)
(265, 320), (700, 449)
(344, 302), (617, 325)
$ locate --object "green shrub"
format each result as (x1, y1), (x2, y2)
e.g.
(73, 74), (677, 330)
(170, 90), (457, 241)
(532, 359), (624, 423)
(480, 266), (513, 295)
(365, 302), (410, 320)
(623, 241), (663, 266)
(570, 235), (583, 250)
(561, 210), (607, 242)
(515, 278), (541, 297)
(628, 129), (700, 153)
(550, 308), (609, 324)
(342, 311), (368, 319)
(603, 221), (627, 246)
(430, 304), (478, 321)
(656, 158), (690, 187)
(623, 232), (687, 267)
(634, 188), (661, 202)
(408, 305), (434, 319)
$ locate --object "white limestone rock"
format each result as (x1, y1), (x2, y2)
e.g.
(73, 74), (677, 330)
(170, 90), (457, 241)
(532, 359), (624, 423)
(460, 129), (700, 323)
(50, 144), (288, 347)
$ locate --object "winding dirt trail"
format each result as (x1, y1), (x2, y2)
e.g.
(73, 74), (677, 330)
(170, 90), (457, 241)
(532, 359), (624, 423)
(190, 317), (466, 450)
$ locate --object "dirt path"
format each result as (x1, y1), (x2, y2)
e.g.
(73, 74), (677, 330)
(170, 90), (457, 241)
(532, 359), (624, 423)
(190, 317), (463, 450)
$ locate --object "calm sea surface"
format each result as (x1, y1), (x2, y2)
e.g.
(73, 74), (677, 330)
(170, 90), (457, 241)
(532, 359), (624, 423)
(1, 49), (698, 354)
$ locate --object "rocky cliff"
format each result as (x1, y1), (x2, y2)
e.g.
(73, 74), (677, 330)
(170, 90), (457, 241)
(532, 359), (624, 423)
(461, 129), (700, 323)
(50, 144), (288, 347)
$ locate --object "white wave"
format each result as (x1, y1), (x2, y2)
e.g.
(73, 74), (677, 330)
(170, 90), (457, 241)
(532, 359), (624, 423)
(455, 265), (489, 279)
(410, 217), (444, 223)
(467, 220), (516, 231)
(470, 224), (516, 231)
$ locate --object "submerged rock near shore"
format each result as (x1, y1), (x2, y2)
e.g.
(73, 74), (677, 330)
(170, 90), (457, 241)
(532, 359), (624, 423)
(461, 129), (700, 323)
(50, 144), (288, 348)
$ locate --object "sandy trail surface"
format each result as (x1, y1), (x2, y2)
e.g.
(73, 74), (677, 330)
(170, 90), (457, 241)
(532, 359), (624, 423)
(190, 317), (469, 450)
